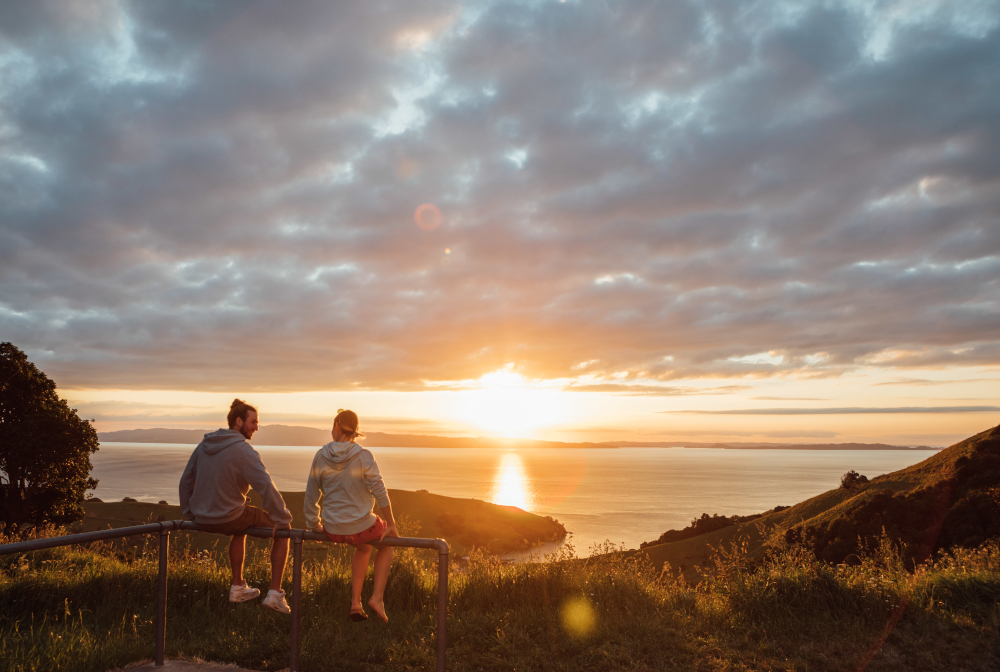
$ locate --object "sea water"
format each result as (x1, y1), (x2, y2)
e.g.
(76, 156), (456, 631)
(90, 443), (937, 555)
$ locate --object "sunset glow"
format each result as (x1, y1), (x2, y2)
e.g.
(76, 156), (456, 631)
(452, 369), (571, 438)
(490, 452), (534, 511)
(1, 1), (997, 448)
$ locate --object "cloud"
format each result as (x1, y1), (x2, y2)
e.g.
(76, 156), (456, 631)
(0, 0), (998, 391)
(873, 377), (992, 386)
(70, 398), (452, 432)
(662, 406), (1000, 415)
(762, 430), (840, 439)
(68, 399), (217, 421)
(564, 384), (750, 396)
(753, 396), (827, 401)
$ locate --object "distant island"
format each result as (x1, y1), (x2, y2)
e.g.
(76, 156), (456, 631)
(97, 425), (940, 450)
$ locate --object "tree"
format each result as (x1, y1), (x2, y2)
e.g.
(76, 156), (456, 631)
(840, 469), (869, 491)
(0, 343), (99, 536)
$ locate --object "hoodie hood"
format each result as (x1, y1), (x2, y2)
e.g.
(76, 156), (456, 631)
(199, 428), (249, 455)
(317, 440), (363, 470)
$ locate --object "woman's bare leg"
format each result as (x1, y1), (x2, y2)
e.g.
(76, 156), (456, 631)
(367, 545), (394, 623)
(350, 544), (372, 613)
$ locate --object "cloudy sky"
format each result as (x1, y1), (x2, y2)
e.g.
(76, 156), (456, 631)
(2, 0), (998, 445)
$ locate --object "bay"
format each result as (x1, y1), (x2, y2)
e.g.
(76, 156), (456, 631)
(90, 442), (937, 555)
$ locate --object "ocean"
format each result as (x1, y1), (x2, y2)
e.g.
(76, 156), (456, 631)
(91, 442), (937, 555)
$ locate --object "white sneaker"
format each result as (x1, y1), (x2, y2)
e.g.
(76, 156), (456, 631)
(262, 589), (290, 614)
(229, 583), (260, 603)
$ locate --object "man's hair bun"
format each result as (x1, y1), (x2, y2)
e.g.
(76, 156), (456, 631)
(228, 398), (257, 428)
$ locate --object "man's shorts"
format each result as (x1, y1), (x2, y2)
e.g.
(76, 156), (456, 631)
(197, 505), (276, 536)
(324, 516), (387, 545)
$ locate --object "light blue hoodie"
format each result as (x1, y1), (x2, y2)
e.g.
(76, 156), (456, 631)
(303, 440), (391, 535)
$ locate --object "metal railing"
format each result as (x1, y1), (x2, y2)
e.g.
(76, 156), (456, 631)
(0, 521), (450, 671)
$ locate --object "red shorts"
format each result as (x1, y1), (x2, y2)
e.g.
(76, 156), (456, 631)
(324, 516), (387, 545)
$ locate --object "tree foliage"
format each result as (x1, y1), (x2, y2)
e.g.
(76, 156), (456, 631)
(0, 342), (99, 535)
(839, 469), (869, 491)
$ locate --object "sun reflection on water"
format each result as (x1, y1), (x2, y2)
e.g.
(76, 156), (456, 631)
(490, 452), (534, 511)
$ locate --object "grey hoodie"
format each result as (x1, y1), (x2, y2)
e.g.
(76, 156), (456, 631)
(304, 440), (390, 535)
(178, 428), (292, 526)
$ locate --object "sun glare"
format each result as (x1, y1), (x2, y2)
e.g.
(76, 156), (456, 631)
(453, 368), (569, 438)
(490, 452), (534, 511)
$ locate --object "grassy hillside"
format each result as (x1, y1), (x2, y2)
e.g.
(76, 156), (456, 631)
(2, 525), (998, 671)
(635, 425), (1000, 581)
(78, 489), (565, 557)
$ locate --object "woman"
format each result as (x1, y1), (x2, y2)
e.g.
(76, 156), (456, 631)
(304, 409), (398, 622)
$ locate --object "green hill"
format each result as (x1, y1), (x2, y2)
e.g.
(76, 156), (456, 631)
(635, 424), (1000, 580)
(79, 489), (565, 557)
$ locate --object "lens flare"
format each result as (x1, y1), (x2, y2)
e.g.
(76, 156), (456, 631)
(414, 203), (442, 230)
(532, 455), (588, 510)
(560, 596), (597, 638)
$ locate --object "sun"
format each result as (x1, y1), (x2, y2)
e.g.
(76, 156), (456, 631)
(453, 368), (569, 438)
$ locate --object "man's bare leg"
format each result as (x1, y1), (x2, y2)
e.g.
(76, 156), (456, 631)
(270, 537), (289, 592)
(229, 534), (247, 585)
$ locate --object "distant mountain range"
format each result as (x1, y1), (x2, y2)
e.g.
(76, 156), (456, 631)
(96, 424), (940, 450)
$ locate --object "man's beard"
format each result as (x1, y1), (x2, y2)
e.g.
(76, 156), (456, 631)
(239, 425), (254, 440)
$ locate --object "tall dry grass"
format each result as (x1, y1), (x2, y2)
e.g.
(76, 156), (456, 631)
(1, 531), (998, 671)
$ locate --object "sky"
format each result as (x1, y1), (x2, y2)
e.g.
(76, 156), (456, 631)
(1, 0), (998, 446)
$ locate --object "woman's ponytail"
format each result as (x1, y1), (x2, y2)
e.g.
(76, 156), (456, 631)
(334, 409), (365, 440)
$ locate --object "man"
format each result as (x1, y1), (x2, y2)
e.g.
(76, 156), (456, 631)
(179, 399), (292, 614)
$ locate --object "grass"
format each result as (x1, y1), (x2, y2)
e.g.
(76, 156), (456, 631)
(2, 530), (998, 671)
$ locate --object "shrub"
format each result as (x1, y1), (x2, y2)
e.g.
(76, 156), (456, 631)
(840, 470), (869, 491)
(640, 506), (787, 548)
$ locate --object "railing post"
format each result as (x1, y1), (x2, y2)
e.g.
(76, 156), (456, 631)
(289, 532), (304, 672)
(437, 544), (449, 672)
(155, 528), (169, 667)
